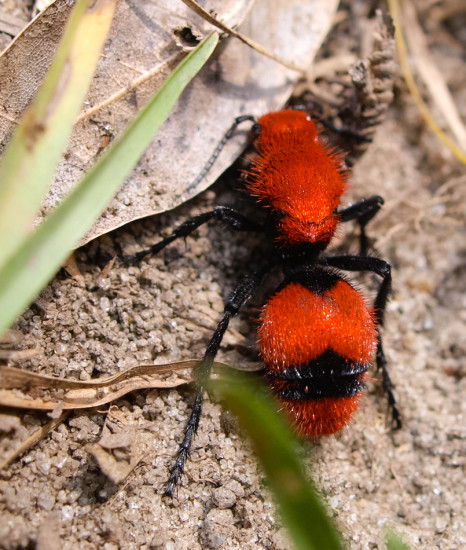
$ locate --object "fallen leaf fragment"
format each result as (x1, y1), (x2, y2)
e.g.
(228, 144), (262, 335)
(0, 361), (199, 410)
(0, 360), (254, 411)
(87, 406), (147, 483)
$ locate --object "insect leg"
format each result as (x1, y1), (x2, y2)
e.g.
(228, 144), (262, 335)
(164, 266), (269, 496)
(323, 255), (401, 429)
(337, 196), (384, 256)
(119, 206), (263, 264)
(186, 115), (257, 193)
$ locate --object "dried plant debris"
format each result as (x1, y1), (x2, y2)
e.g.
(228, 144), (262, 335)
(0, 358), (262, 411)
(292, 10), (397, 164)
(0, 0), (339, 245)
(87, 407), (148, 484)
(396, 0), (466, 157)
(0, 329), (43, 362)
(0, 361), (205, 411)
(0, 358), (261, 471)
(347, 13), (397, 151)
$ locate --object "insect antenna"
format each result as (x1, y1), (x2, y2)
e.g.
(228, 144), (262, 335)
(186, 115), (257, 193)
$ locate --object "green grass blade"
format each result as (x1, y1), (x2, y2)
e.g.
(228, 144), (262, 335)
(0, 0), (117, 268)
(0, 32), (219, 337)
(214, 372), (343, 550)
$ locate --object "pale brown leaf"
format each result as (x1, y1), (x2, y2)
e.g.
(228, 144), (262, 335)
(0, 360), (258, 410)
(0, 0), (339, 245)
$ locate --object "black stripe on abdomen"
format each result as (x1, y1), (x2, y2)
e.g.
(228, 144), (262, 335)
(266, 349), (370, 400)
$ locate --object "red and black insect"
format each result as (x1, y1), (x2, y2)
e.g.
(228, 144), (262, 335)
(119, 109), (401, 495)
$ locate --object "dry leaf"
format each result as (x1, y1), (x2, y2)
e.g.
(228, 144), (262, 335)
(0, 360), (259, 411)
(0, 358), (260, 473)
(0, 1), (74, 137)
(62, 252), (85, 283)
(0, 361), (197, 409)
(86, 406), (147, 483)
(87, 441), (144, 484)
(0, 0), (339, 245)
(0, 8), (28, 39)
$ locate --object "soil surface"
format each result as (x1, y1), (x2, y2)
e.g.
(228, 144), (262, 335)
(0, 1), (465, 549)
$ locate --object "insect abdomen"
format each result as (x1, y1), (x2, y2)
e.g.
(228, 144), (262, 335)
(258, 279), (377, 436)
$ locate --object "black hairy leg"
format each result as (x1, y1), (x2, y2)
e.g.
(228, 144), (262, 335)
(323, 254), (401, 429)
(164, 267), (269, 496)
(118, 206), (263, 265)
(337, 195), (384, 256)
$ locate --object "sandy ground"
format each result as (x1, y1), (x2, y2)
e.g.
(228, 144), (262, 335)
(0, 1), (465, 549)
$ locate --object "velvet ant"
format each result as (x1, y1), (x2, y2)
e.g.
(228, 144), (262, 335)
(119, 109), (401, 495)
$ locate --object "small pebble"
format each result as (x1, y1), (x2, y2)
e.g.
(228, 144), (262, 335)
(212, 487), (237, 509)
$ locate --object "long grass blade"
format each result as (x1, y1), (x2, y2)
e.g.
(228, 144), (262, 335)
(0, 33), (219, 336)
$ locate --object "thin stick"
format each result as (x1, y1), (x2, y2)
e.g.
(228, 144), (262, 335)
(182, 0), (306, 74)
